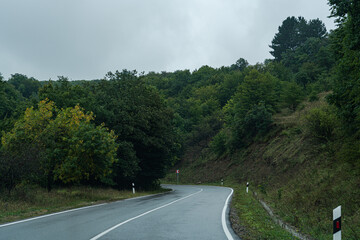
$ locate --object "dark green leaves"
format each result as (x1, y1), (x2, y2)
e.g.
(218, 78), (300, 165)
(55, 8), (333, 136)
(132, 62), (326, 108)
(270, 16), (327, 61)
(327, 0), (360, 135)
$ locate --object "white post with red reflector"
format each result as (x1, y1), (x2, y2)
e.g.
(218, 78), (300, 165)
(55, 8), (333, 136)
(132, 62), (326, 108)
(132, 183), (135, 194)
(176, 169), (179, 184)
(333, 205), (341, 240)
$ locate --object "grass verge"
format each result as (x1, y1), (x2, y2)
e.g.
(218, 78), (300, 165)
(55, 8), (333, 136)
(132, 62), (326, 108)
(162, 180), (299, 239)
(229, 183), (298, 240)
(0, 184), (170, 224)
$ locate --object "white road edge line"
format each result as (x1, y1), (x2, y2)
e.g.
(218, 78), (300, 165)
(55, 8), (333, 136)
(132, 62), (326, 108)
(90, 188), (204, 240)
(0, 203), (107, 228)
(222, 188), (234, 240)
(0, 189), (174, 229)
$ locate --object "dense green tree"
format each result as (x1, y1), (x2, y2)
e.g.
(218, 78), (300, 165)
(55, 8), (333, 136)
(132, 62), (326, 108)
(226, 102), (273, 149)
(282, 37), (333, 73)
(295, 62), (323, 88)
(191, 85), (221, 117)
(94, 71), (178, 188)
(50, 107), (118, 185)
(218, 71), (244, 106)
(0, 144), (43, 193)
(188, 111), (223, 146)
(38, 71), (180, 188)
(230, 58), (249, 71)
(39, 76), (95, 110)
(0, 74), (26, 134)
(1, 100), (118, 191)
(270, 16), (327, 61)
(231, 69), (279, 117)
(167, 70), (191, 96)
(223, 69), (279, 148)
(264, 60), (293, 82)
(239, 103), (273, 142)
(143, 72), (170, 94)
(209, 129), (229, 156)
(328, 0), (360, 134)
(280, 81), (304, 111)
(8, 73), (41, 99)
(270, 16), (303, 60)
(191, 65), (217, 86)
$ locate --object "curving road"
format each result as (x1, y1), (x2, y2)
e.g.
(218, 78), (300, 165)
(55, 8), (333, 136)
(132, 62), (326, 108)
(0, 185), (240, 240)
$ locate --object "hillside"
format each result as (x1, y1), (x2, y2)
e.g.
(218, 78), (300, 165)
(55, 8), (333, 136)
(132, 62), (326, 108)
(1, 2), (359, 238)
(165, 93), (360, 239)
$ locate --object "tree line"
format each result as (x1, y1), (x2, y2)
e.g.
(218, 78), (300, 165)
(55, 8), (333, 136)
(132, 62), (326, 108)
(0, 71), (178, 192)
(1, 0), (359, 192)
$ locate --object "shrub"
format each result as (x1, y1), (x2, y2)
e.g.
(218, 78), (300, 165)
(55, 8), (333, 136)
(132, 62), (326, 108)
(210, 129), (228, 156)
(305, 106), (339, 142)
(242, 104), (273, 140)
(229, 103), (273, 149)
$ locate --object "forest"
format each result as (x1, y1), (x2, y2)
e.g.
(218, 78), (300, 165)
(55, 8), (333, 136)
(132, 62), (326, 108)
(0, 2), (359, 233)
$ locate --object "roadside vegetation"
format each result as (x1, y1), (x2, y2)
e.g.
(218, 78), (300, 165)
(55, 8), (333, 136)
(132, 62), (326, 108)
(165, 1), (360, 239)
(164, 93), (360, 239)
(230, 183), (297, 240)
(0, 72), (178, 192)
(0, 1), (359, 238)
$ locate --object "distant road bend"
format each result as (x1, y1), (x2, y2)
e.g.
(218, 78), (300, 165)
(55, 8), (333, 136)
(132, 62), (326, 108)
(0, 185), (239, 240)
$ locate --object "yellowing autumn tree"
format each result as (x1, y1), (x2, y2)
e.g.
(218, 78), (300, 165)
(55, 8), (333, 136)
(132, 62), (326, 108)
(1, 99), (118, 191)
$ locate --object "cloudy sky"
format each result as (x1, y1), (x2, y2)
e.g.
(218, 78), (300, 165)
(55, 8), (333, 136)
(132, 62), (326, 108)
(0, 0), (335, 80)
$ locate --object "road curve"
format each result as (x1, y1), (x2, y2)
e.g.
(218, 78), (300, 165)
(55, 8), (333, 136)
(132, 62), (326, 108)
(0, 185), (240, 240)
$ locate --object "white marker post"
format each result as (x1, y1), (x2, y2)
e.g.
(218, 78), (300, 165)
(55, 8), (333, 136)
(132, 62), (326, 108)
(246, 182), (249, 193)
(221, 179), (223, 186)
(132, 183), (135, 194)
(176, 169), (179, 184)
(333, 205), (341, 240)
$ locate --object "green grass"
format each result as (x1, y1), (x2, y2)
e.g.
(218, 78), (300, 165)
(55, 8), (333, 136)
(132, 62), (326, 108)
(230, 184), (298, 240)
(198, 182), (299, 239)
(0, 184), (170, 224)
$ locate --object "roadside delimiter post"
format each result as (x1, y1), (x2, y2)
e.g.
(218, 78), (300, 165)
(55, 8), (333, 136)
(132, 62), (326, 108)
(333, 205), (341, 240)
(176, 169), (179, 184)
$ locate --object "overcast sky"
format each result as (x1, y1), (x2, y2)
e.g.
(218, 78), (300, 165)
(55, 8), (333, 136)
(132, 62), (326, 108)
(0, 0), (335, 80)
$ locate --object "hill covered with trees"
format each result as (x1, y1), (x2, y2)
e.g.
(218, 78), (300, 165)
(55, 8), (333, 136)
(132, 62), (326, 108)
(0, 0), (359, 238)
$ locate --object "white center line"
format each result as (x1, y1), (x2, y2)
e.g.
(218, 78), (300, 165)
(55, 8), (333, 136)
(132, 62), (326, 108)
(90, 188), (203, 240)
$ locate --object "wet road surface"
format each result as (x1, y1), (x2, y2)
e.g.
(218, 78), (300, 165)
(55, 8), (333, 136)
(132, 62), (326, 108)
(0, 185), (239, 240)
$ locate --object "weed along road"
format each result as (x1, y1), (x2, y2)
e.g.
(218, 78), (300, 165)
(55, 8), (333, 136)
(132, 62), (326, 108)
(0, 185), (239, 240)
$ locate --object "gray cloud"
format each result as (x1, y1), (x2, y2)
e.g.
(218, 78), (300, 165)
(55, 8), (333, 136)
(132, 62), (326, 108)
(0, 0), (335, 80)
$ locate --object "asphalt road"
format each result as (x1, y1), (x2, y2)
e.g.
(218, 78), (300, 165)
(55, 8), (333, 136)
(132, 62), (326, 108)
(0, 185), (240, 240)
